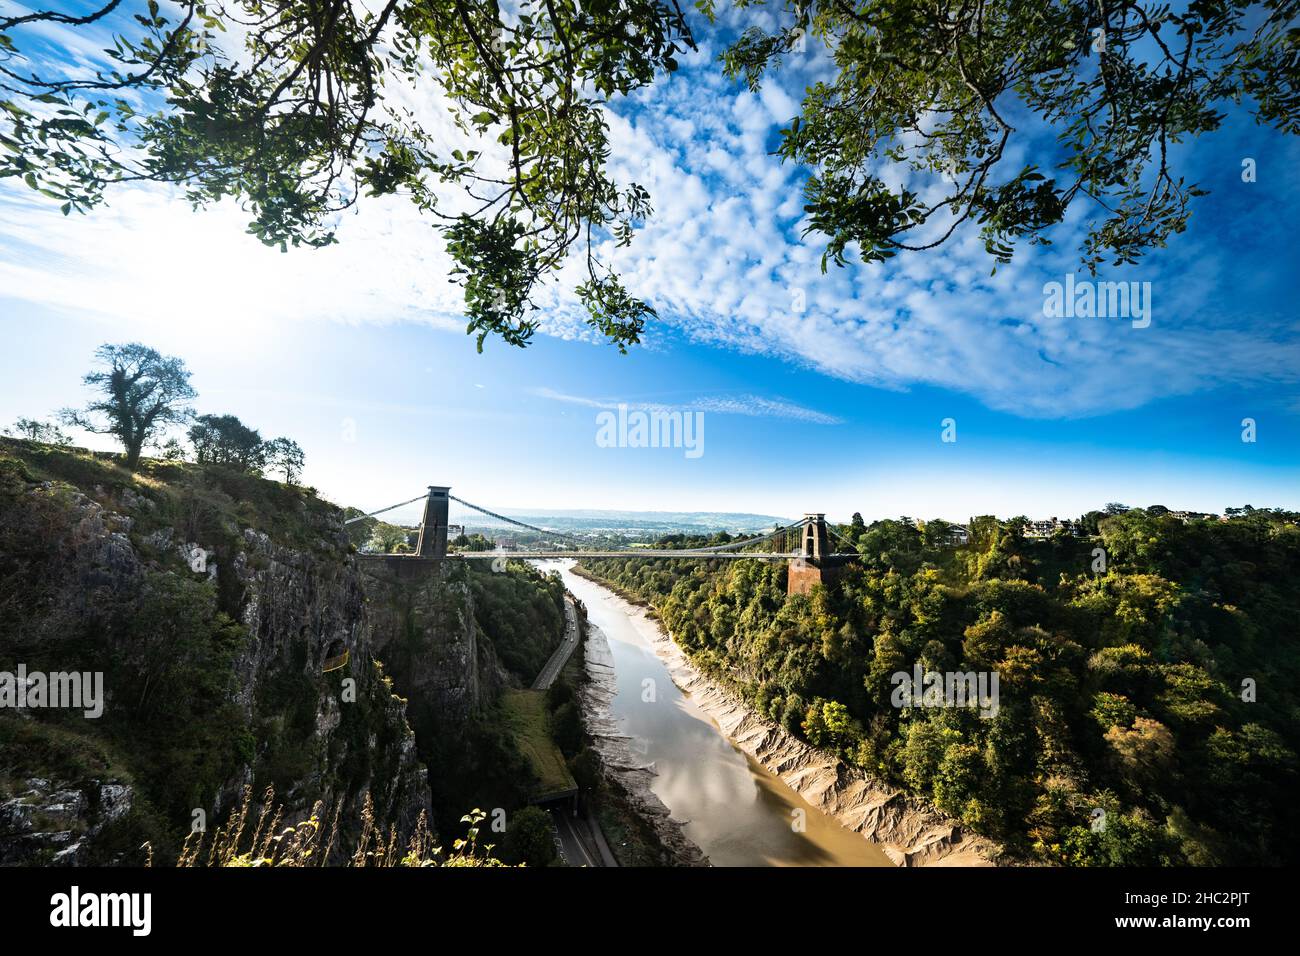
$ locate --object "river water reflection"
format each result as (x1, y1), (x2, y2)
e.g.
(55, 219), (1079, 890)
(549, 561), (891, 867)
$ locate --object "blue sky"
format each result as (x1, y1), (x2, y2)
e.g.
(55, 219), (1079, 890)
(1, 6), (1298, 524)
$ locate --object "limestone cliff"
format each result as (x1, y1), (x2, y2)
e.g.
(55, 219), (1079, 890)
(0, 440), (501, 865)
(359, 557), (506, 732)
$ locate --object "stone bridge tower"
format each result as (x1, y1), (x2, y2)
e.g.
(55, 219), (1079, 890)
(414, 486), (451, 558)
(787, 513), (839, 596)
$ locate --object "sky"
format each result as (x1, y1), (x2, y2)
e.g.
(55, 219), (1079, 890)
(1, 5), (1298, 526)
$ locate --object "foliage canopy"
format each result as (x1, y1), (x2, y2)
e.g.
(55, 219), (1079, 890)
(0, 0), (694, 350)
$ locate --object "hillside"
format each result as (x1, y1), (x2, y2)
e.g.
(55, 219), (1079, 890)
(580, 510), (1300, 865)
(0, 439), (566, 864)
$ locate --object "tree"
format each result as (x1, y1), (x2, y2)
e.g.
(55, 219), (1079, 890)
(857, 518), (923, 570)
(550, 701), (583, 757)
(569, 747), (602, 793)
(367, 522), (411, 554)
(922, 517), (953, 549)
(263, 437), (304, 484)
(1104, 717), (1175, 787)
(155, 436), (187, 463)
(967, 515), (1001, 552)
(1077, 509), (1106, 536)
(714, 1), (1299, 270)
(933, 742), (987, 825)
(188, 414), (265, 472)
(1, 1), (693, 352)
(963, 610), (1013, 670)
(499, 806), (556, 867)
(3, 417), (70, 446)
(343, 508), (378, 551)
(62, 343), (195, 470)
(803, 699), (860, 751)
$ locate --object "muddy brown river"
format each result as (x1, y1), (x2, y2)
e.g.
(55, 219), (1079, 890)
(549, 561), (891, 867)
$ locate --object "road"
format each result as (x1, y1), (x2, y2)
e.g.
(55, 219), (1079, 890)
(531, 595), (580, 690)
(526, 593), (619, 866)
(550, 807), (598, 867)
(548, 804), (619, 868)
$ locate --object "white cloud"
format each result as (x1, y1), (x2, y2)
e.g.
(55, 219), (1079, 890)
(531, 387), (842, 424)
(692, 395), (842, 425)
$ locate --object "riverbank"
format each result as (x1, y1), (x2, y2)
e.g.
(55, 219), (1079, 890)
(577, 611), (709, 866)
(570, 564), (1000, 867)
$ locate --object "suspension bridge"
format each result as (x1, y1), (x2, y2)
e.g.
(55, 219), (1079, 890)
(347, 486), (858, 594)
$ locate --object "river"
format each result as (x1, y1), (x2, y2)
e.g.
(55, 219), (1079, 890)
(545, 560), (892, 867)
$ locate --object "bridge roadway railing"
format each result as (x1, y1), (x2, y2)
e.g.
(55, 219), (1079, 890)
(452, 550), (802, 559)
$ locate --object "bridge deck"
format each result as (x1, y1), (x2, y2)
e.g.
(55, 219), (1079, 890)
(454, 550), (801, 559)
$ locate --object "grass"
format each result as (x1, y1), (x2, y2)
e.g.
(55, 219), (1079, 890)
(499, 689), (576, 799)
(0, 718), (127, 792)
(0, 437), (343, 554)
(176, 785), (509, 867)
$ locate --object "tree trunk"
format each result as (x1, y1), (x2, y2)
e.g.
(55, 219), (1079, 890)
(125, 438), (144, 471)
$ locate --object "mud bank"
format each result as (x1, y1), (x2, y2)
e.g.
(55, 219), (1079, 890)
(579, 623), (709, 866)
(576, 570), (1000, 867)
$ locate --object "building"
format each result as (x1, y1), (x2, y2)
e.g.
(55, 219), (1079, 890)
(1025, 517), (1077, 538)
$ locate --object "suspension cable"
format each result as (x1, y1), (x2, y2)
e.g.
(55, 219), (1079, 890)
(683, 518), (808, 553)
(343, 492), (430, 525)
(449, 494), (589, 545)
(826, 523), (858, 552)
(344, 489), (821, 556)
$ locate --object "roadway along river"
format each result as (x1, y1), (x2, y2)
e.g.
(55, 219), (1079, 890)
(546, 560), (892, 867)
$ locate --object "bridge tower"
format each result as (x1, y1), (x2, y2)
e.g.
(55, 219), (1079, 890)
(799, 513), (830, 561)
(788, 513), (838, 596)
(414, 486), (451, 558)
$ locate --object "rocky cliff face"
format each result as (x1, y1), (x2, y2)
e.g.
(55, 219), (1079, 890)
(0, 442), (496, 865)
(358, 557), (506, 731)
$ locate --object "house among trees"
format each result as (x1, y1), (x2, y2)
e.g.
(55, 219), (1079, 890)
(1025, 517), (1078, 538)
(945, 524), (970, 546)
